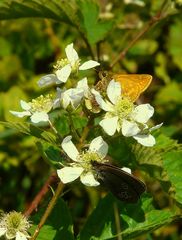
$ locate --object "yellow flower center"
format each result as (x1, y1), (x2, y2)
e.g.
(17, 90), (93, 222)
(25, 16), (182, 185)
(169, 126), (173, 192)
(77, 151), (105, 171)
(30, 94), (53, 113)
(54, 58), (69, 69)
(107, 97), (133, 120)
(54, 58), (80, 73)
(0, 211), (30, 238)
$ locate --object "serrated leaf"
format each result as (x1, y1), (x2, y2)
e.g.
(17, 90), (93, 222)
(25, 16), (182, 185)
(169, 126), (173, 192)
(0, 121), (57, 144)
(78, 194), (178, 240)
(0, 0), (77, 25)
(163, 150), (182, 204)
(132, 133), (182, 181)
(30, 198), (74, 240)
(78, 0), (113, 44)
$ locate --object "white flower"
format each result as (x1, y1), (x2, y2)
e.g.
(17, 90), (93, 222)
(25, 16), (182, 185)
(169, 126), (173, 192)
(0, 211), (31, 240)
(57, 136), (108, 186)
(53, 78), (90, 109)
(38, 43), (100, 87)
(10, 95), (53, 123)
(124, 0), (145, 7)
(38, 74), (60, 87)
(93, 80), (162, 147)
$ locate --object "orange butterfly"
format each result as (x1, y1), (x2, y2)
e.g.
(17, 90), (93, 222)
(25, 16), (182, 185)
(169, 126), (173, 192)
(113, 74), (152, 102)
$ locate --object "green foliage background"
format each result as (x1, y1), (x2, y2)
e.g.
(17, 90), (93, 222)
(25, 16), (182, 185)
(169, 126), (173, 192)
(0, 0), (182, 239)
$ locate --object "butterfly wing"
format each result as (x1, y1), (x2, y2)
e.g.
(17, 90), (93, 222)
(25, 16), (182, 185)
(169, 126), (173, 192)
(92, 162), (146, 203)
(113, 74), (152, 102)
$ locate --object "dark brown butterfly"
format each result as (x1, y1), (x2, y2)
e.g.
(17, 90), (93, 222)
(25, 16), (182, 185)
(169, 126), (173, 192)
(92, 161), (146, 203)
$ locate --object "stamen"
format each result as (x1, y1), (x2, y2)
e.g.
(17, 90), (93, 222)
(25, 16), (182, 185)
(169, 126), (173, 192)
(30, 95), (53, 113)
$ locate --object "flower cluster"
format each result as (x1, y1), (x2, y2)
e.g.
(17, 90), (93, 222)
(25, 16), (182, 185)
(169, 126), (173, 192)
(10, 42), (162, 187)
(92, 80), (162, 147)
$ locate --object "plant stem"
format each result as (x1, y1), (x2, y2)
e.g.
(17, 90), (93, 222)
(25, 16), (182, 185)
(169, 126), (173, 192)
(77, 116), (94, 150)
(67, 110), (81, 142)
(24, 172), (58, 217)
(48, 119), (63, 142)
(110, 0), (169, 68)
(31, 182), (64, 240)
(113, 202), (122, 240)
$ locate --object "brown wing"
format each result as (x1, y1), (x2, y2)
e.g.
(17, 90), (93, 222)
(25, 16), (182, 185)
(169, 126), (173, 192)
(113, 74), (152, 102)
(92, 161), (146, 203)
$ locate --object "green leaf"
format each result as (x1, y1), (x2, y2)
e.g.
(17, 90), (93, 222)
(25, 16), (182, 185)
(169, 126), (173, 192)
(163, 150), (182, 204)
(36, 141), (63, 167)
(168, 18), (182, 70)
(78, 0), (113, 44)
(30, 198), (74, 240)
(78, 194), (178, 240)
(154, 82), (182, 105)
(0, 121), (57, 144)
(132, 133), (182, 182)
(54, 115), (70, 136)
(0, 37), (12, 57)
(155, 52), (171, 84)
(0, 0), (77, 25)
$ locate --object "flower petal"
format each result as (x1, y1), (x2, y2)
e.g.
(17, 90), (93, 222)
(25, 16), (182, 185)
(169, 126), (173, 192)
(57, 166), (84, 183)
(20, 100), (31, 111)
(9, 110), (31, 118)
(65, 43), (79, 63)
(0, 228), (6, 237)
(16, 232), (27, 240)
(150, 123), (163, 132)
(55, 64), (71, 83)
(132, 104), (154, 123)
(77, 78), (89, 97)
(30, 112), (49, 123)
(61, 136), (79, 161)
(89, 136), (108, 158)
(133, 134), (155, 147)
(53, 87), (64, 109)
(80, 172), (100, 186)
(79, 60), (100, 70)
(62, 88), (84, 109)
(107, 80), (121, 104)
(92, 89), (113, 112)
(121, 167), (132, 174)
(38, 74), (58, 87)
(99, 117), (118, 136)
(122, 119), (140, 136)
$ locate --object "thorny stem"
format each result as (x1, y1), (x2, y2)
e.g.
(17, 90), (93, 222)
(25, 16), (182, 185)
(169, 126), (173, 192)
(110, 0), (169, 68)
(31, 182), (64, 240)
(24, 172), (58, 217)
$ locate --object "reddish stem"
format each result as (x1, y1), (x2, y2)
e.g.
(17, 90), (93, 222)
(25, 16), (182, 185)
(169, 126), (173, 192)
(24, 172), (58, 217)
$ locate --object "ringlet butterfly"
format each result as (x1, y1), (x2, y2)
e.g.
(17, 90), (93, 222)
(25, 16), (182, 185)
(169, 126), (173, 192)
(92, 161), (146, 203)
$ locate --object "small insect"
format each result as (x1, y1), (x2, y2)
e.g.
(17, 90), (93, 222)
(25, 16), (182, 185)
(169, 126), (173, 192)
(97, 71), (152, 102)
(113, 74), (152, 102)
(92, 161), (146, 203)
